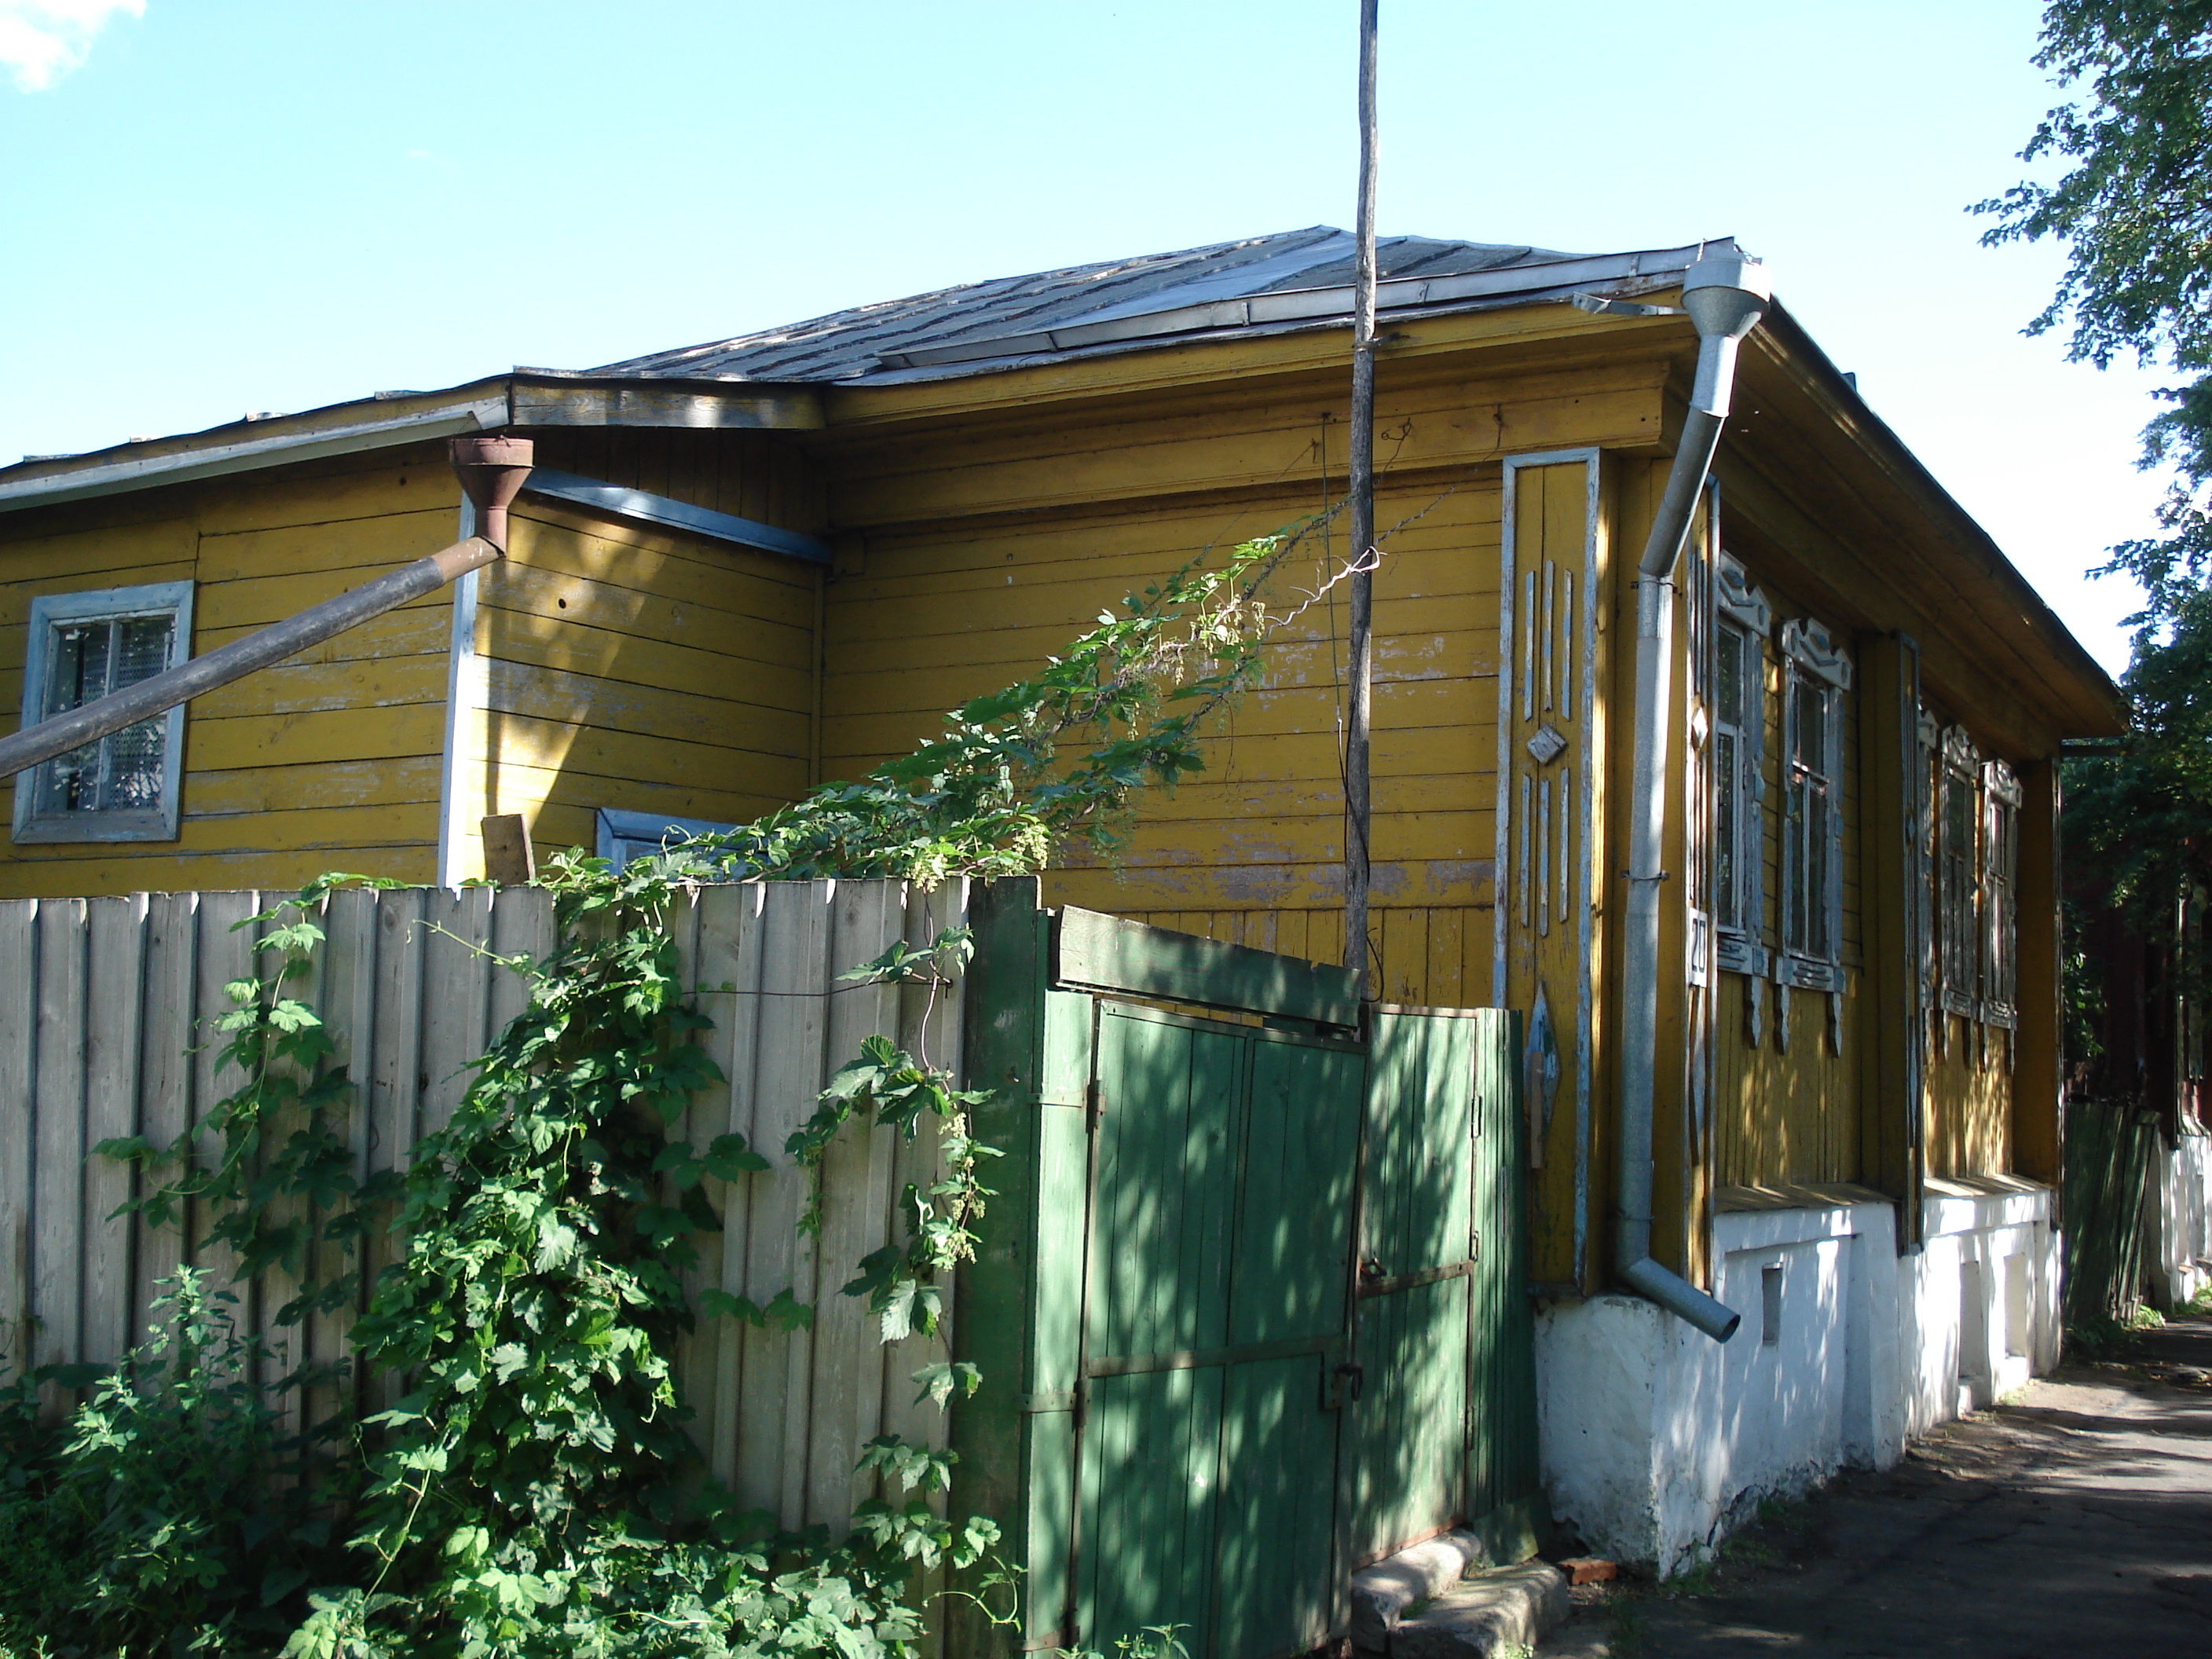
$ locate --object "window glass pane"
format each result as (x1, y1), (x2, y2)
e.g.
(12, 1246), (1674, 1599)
(28, 610), (177, 819)
(1807, 779), (1829, 958)
(1784, 778), (1807, 951)
(45, 621), (112, 716)
(1716, 626), (1742, 725)
(1796, 676), (1828, 774)
(1716, 730), (1738, 930)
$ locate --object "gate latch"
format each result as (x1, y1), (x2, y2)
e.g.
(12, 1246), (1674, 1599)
(1328, 1361), (1364, 1410)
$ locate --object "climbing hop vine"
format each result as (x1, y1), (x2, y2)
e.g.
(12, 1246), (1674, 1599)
(0, 519), (1351, 1658)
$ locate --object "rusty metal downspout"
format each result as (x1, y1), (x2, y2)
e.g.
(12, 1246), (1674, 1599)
(0, 438), (533, 786)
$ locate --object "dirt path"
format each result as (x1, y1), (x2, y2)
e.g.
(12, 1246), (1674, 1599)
(1541, 1315), (2212, 1658)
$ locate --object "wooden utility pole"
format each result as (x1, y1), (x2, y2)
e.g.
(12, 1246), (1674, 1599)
(1344, 0), (1379, 995)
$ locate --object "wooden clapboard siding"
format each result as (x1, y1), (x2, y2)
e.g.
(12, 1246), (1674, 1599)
(826, 357), (1664, 529)
(1924, 1022), (2012, 1177)
(0, 878), (961, 1568)
(823, 452), (1511, 934)
(472, 500), (822, 874)
(0, 445), (463, 893)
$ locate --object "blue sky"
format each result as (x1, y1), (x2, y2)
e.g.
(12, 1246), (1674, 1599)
(0, 0), (2170, 674)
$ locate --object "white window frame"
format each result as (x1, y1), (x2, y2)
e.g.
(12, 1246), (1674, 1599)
(1777, 617), (1850, 992)
(595, 807), (736, 870)
(1981, 760), (2022, 1030)
(14, 581), (194, 844)
(1936, 726), (1981, 1020)
(1712, 555), (1773, 976)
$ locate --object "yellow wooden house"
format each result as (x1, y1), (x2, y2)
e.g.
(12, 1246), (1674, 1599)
(0, 226), (2122, 1568)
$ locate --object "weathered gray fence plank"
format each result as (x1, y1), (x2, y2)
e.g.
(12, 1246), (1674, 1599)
(82, 895), (146, 1368)
(0, 877), (965, 1547)
(0, 902), (33, 1366)
(33, 898), (88, 1375)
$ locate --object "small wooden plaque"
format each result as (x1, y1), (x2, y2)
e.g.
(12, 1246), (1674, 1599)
(480, 813), (536, 886)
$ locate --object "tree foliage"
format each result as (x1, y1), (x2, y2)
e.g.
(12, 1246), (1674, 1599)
(1979, 3), (2212, 987)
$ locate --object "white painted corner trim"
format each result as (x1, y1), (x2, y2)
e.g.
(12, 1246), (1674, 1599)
(437, 497), (486, 890)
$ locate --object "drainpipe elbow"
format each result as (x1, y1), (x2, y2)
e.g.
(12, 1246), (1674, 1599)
(1620, 1254), (1741, 1343)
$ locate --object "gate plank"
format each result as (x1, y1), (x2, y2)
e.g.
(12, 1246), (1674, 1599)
(1055, 907), (1360, 1027)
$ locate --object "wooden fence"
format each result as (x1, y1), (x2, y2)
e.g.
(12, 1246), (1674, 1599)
(0, 877), (966, 1536)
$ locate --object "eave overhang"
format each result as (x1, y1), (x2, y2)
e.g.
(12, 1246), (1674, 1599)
(0, 375), (824, 516)
(1726, 302), (2125, 743)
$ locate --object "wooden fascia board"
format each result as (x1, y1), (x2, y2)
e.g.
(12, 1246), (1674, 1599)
(508, 375), (823, 430)
(0, 381), (512, 515)
(1737, 310), (2123, 737)
(815, 298), (1681, 433)
(0, 377), (825, 518)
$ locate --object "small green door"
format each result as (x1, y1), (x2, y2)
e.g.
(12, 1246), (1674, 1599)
(1073, 1002), (1363, 1659)
(1346, 1006), (1539, 1566)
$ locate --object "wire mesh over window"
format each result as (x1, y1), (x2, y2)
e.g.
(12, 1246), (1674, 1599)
(28, 615), (175, 817)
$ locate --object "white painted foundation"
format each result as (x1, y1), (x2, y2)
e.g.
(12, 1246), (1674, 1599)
(2148, 1133), (2212, 1310)
(1535, 1183), (2056, 1575)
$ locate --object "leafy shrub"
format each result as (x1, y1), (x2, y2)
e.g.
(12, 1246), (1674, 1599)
(0, 1269), (344, 1657)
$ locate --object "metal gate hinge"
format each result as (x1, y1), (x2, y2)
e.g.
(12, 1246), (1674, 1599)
(1328, 1361), (1364, 1410)
(1086, 1079), (1106, 1125)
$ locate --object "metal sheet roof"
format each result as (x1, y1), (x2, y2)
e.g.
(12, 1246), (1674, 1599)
(589, 226), (1730, 386)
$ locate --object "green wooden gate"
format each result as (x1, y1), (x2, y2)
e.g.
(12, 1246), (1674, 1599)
(954, 888), (1539, 1659)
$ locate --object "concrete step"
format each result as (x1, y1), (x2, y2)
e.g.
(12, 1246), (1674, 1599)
(1390, 1561), (1570, 1658)
(1350, 1533), (1570, 1657)
(1350, 1530), (1487, 1650)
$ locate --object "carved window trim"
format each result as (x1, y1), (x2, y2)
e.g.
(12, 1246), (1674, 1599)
(1777, 618), (1850, 994)
(1980, 759), (2021, 1029)
(1712, 555), (1773, 978)
(1716, 554), (1774, 634)
(1936, 726), (1981, 1021)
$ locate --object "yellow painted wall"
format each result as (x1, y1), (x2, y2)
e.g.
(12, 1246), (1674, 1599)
(1925, 1017), (2012, 1177)
(819, 463), (1510, 998)
(470, 500), (822, 874)
(812, 356), (1663, 998)
(0, 446), (460, 895)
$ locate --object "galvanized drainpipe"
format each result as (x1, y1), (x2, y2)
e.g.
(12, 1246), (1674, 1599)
(1614, 251), (1771, 1343)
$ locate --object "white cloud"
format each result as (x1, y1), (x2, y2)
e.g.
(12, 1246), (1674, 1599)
(0, 0), (143, 93)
